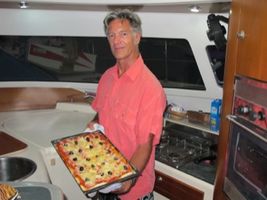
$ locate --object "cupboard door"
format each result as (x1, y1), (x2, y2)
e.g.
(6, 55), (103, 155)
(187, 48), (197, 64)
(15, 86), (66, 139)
(154, 170), (204, 200)
(235, 0), (267, 81)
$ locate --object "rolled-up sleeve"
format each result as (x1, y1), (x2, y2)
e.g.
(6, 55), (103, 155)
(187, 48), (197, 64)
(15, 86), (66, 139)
(135, 87), (166, 146)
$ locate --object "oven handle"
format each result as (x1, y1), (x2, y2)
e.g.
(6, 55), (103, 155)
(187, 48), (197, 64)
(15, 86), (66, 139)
(227, 115), (267, 143)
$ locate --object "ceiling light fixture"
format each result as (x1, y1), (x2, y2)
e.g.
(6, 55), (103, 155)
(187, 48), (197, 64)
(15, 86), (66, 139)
(189, 5), (201, 13)
(19, 1), (28, 9)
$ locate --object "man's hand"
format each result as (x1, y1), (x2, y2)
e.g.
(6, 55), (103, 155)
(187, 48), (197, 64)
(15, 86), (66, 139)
(85, 121), (98, 131)
(112, 179), (133, 194)
(85, 113), (101, 132)
(84, 122), (104, 133)
(99, 182), (122, 193)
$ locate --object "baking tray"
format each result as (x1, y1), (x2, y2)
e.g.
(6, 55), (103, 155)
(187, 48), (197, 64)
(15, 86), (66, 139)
(51, 131), (138, 197)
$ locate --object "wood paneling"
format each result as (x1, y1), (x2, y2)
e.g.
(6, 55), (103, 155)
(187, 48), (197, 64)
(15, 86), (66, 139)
(214, 0), (267, 199)
(213, 1), (240, 199)
(235, 0), (267, 81)
(0, 131), (27, 155)
(154, 170), (204, 200)
(0, 87), (86, 112)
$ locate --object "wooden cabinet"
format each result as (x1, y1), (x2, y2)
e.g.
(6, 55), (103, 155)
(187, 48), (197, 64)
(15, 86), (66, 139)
(154, 170), (204, 200)
(214, 0), (267, 199)
(235, 0), (267, 81)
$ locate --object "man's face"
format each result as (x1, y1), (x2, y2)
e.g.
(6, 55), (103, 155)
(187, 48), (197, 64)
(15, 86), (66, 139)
(107, 19), (141, 61)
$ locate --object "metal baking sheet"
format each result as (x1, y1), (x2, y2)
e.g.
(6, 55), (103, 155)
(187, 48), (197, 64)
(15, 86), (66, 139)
(51, 131), (138, 197)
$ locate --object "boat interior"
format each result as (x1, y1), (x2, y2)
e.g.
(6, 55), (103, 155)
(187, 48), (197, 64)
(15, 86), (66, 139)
(0, 1), (233, 200)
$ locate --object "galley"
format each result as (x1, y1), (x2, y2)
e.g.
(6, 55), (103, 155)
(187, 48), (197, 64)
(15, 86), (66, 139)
(0, 0), (266, 200)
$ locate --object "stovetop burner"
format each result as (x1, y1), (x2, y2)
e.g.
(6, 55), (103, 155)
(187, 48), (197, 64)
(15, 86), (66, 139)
(158, 135), (169, 149)
(155, 130), (217, 183)
(168, 151), (186, 163)
(156, 132), (209, 163)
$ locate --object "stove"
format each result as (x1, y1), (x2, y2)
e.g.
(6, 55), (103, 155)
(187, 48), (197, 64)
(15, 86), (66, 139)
(156, 122), (217, 184)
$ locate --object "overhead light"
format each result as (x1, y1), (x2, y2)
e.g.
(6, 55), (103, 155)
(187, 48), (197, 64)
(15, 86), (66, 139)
(189, 5), (201, 13)
(19, 1), (28, 9)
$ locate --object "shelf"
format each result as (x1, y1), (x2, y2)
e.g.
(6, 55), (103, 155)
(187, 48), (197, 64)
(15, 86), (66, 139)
(165, 117), (219, 135)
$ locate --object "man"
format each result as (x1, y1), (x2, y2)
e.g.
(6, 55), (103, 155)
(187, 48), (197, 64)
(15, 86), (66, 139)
(89, 9), (166, 200)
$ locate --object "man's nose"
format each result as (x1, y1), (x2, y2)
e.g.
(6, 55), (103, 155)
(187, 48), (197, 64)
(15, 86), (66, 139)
(112, 34), (122, 43)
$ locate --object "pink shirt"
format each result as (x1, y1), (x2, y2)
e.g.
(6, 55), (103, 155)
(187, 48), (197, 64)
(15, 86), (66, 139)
(92, 56), (166, 200)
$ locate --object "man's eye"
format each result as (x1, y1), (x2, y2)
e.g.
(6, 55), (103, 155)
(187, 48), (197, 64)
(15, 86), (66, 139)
(121, 32), (128, 37)
(108, 33), (114, 38)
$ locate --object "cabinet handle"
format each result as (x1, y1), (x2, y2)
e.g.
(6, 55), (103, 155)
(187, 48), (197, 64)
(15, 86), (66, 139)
(237, 30), (245, 39)
(158, 176), (163, 181)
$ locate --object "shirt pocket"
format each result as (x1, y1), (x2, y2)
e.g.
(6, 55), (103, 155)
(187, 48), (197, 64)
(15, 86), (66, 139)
(95, 92), (109, 112)
(113, 102), (136, 128)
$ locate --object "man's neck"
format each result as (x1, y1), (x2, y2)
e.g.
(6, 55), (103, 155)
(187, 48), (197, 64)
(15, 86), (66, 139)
(117, 53), (140, 77)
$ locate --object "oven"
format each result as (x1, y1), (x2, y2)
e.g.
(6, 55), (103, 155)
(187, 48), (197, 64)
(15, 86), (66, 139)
(224, 75), (267, 200)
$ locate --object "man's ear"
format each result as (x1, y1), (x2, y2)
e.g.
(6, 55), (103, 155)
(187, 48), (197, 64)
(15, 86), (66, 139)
(134, 32), (141, 45)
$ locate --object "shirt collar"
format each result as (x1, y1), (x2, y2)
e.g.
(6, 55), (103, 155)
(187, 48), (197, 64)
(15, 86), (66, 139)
(113, 55), (144, 81)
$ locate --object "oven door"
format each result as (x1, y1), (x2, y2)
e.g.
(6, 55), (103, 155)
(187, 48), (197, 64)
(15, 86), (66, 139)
(224, 116), (267, 200)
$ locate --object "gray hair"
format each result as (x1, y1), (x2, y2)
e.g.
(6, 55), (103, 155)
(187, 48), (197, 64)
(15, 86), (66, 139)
(103, 9), (142, 35)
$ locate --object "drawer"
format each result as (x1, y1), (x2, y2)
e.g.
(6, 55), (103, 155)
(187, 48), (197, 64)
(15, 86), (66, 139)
(154, 170), (204, 200)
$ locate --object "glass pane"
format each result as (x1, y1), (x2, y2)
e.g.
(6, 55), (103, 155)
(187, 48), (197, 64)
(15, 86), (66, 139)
(206, 45), (225, 86)
(0, 36), (205, 90)
(140, 38), (205, 90)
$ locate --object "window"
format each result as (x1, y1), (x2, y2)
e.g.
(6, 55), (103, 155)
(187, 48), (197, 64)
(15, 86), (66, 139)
(0, 36), (205, 90)
(206, 45), (225, 86)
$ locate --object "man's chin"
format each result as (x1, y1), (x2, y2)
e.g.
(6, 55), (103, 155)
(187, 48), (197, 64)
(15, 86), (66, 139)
(114, 55), (127, 61)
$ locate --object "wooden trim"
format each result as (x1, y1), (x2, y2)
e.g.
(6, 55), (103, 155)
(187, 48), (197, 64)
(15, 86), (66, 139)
(154, 170), (204, 200)
(0, 131), (27, 155)
(0, 87), (86, 112)
(213, 1), (239, 199)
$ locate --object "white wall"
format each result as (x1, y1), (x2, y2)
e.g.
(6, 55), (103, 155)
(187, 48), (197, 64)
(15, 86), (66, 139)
(0, 8), (225, 111)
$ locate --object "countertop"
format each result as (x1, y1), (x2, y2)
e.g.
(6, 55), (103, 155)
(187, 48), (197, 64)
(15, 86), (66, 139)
(1, 181), (65, 200)
(0, 102), (214, 200)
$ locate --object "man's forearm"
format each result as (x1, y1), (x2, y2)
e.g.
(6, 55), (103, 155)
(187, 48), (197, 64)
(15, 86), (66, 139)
(110, 134), (154, 194)
(130, 133), (154, 173)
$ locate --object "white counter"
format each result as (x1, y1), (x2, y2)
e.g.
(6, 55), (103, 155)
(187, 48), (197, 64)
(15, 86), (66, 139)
(0, 102), (214, 200)
(0, 103), (97, 199)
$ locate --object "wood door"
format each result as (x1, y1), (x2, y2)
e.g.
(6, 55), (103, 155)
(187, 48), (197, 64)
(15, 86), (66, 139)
(214, 0), (267, 199)
(236, 0), (267, 81)
(154, 170), (204, 200)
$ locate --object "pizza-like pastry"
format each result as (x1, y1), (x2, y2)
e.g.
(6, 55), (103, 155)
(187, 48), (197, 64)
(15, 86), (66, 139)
(52, 131), (137, 193)
(0, 184), (17, 200)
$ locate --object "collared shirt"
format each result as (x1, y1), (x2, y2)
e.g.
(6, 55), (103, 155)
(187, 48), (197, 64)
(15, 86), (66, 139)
(92, 56), (166, 200)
